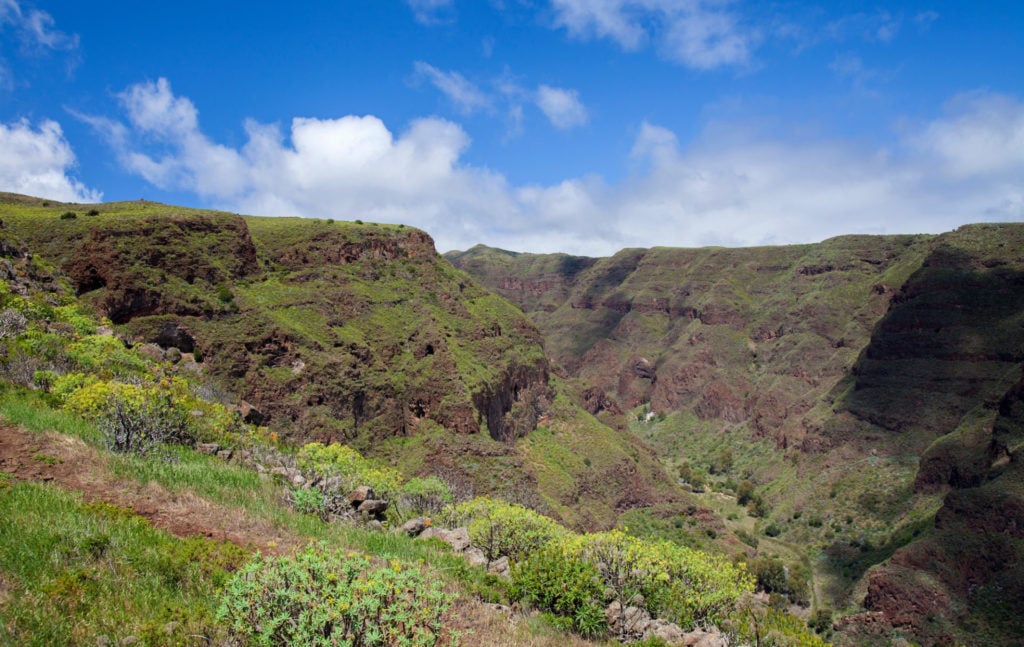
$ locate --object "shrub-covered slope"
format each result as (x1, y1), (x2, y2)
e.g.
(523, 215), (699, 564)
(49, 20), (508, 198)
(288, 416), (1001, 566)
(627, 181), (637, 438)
(448, 224), (1024, 646)
(0, 193), (682, 529)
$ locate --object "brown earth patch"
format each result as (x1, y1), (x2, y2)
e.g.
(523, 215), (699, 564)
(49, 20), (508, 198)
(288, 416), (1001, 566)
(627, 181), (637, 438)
(0, 424), (303, 555)
(445, 599), (607, 647)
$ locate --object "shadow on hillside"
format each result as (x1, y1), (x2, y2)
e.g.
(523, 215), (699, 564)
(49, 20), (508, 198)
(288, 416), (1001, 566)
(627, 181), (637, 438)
(817, 512), (936, 603)
(833, 242), (1024, 440)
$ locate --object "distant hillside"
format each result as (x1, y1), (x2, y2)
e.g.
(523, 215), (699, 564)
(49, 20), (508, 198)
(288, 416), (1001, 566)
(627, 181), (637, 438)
(448, 224), (1024, 646)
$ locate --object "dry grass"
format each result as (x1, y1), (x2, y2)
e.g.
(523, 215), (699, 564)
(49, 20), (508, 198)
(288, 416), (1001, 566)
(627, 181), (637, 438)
(447, 599), (615, 647)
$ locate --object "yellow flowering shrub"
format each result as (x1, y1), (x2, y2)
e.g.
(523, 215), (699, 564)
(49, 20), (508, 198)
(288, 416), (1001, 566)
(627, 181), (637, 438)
(451, 497), (569, 564)
(297, 442), (404, 500)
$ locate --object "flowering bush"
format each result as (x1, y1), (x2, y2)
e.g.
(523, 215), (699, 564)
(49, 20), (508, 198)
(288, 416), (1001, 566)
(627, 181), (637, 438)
(297, 442), (404, 501)
(450, 497), (568, 564)
(511, 543), (606, 636)
(513, 529), (754, 639)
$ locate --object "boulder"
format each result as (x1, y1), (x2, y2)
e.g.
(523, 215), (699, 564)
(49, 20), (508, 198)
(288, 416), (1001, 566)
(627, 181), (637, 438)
(216, 449), (233, 462)
(487, 556), (510, 578)
(464, 547), (488, 568)
(136, 343), (164, 362)
(197, 443), (220, 455)
(320, 475), (344, 492)
(237, 400), (265, 425)
(401, 517), (428, 536)
(418, 526), (472, 552)
(357, 499), (388, 515)
(605, 602), (652, 639)
(644, 619), (685, 644)
(683, 630), (728, 647)
(270, 466), (304, 486)
(348, 486), (375, 507)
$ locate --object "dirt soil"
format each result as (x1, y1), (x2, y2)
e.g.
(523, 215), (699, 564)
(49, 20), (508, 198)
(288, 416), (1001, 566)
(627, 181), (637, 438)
(0, 423), (303, 555)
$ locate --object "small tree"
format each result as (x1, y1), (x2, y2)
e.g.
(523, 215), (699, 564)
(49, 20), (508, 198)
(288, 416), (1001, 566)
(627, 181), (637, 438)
(452, 497), (567, 565)
(736, 479), (756, 505)
(98, 391), (191, 455)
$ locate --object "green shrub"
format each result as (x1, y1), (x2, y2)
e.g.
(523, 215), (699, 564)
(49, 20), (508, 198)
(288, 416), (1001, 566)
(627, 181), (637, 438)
(511, 543), (606, 637)
(809, 607), (833, 634)
(216, 545), (455, 646)
(725, 596), (829, 647)
(764, 522), (781, 537)
(750, 557), (787, 594)
(291, 486), (327, 518)
(86, 209), (99, 216)
(450, 497), (568, 564)
(552, 530), (754, 634)
(93, 389), (192, 455)
(399, 476), (453, 518)
(297, 442), (403, 502)
(59, 211), (77, 220)
(736, 479), (755, 505)
(215, 284), (234, 303)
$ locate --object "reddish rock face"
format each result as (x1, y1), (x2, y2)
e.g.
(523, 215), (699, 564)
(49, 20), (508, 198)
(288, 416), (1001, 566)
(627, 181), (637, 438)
(63, 213), (261, 323)
(863, 567), (952, 631)
(276, 228), (436, 268)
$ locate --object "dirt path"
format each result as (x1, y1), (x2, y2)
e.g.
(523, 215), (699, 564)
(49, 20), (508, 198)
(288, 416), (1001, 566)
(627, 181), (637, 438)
(0, 423), (304, 554)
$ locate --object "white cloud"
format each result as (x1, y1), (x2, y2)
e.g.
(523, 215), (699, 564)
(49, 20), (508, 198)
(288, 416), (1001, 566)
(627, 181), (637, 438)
(0, 0), (78, 51)
(0, 118), (100, 202)
(414, 63), (588, 135)
(535, 85), (588, 129)
(549, 0), (754, 69)
(413, 62), (493, 114)
(912, 92), (1024, 180)
(90, 79), (1024, 255)
(828, 53), (897, 93)
(405, 0), (455, 25)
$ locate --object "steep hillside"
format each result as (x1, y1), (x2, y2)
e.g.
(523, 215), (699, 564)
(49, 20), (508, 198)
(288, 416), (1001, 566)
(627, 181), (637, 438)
(0, 193), (684, 530)
(448, 224), (1024, 646)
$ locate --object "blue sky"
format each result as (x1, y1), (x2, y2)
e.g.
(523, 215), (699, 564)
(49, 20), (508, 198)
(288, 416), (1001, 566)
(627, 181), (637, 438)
(0, 0), (1021, 254)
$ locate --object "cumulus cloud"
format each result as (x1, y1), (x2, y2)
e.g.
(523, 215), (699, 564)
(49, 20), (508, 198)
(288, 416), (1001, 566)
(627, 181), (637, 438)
(535, 85), (588, 129)
(89, 79), (1023, 255)
(0, 118), (100, 202)
(549, 0), (754, 69)
(914, 11), (939, 31)
(413, 62), (493, 114)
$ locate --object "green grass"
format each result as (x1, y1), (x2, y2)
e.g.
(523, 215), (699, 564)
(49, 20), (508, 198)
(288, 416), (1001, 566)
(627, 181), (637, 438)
(0, 385), (507, 588)
(0, 388), (99, 442)
(0, 478), (244, 646)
